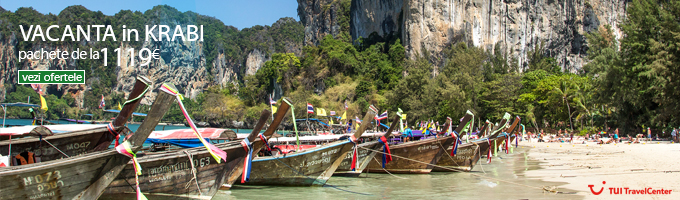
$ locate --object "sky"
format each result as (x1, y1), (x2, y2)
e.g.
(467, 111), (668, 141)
(0, 0), (300, 29)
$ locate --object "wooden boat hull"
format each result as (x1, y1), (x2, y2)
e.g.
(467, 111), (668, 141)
(237, 140), (354, 186)
(432, 139), (491, 172)
(333, 141), (381, 177)
(365, 136), (454, 174)
(0, 127), (114, 163)
(0, 150), (127, 199)
(102, 141), (248, 199)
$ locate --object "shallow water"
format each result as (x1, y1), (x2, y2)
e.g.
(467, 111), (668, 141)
(215, 148), (581, 199)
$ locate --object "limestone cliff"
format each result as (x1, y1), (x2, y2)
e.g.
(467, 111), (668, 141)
(299, 0), (628, 71)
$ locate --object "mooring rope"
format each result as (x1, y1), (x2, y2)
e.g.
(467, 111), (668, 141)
(358, 146), (558, 193)
(41, 138), (70, 158)
(371, 156), (408, 179)
(183, 151), (203, 196)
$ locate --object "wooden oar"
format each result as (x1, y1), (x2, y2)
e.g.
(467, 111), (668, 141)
(79, 83), (178, 199)
(251, 97), (292, 151)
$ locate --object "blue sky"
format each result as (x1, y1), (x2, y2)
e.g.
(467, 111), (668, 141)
(0, 0), (299, 29)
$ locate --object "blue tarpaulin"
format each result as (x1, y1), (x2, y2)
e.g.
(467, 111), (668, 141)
(146, 138), (211, 148)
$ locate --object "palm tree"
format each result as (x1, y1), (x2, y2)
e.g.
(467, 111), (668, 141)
(553, 80), (576, 132)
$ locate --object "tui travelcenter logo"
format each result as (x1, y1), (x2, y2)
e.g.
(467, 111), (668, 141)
(588, 181), (672, 195)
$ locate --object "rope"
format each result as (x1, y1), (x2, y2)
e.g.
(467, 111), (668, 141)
(358, 146), (557, 193)
(41, 138), (69, 158)
(269, 154), (372, 196)
(183, 151), (203, 196)
(371, 156), (408, 179)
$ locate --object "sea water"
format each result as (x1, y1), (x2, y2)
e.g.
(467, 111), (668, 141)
(215, 148), (581, 200)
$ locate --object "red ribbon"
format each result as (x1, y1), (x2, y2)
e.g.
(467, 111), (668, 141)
(378, 136), (392, 167)
(107, 123), (120, 147)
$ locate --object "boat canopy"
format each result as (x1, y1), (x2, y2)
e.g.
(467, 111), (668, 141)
(103, 109), (147, 117)
(145, 128), (240, 148)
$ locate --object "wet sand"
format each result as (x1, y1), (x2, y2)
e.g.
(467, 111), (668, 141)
(521, 140), (680, 199)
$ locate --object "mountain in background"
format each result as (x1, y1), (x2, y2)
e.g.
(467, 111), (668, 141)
(0, 5), (303, 107)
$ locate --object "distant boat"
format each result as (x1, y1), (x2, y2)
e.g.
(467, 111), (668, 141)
(233, 106), (377, 187)
(364, 112), (473, 174)
(0, 77), (151, 165)
(333, 116), (400, 177)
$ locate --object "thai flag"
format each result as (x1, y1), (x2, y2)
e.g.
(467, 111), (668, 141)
(344, 101), (348, 110)
(269, 95), (277, 105)
(307, 103), (314, 114)
(375, 111), (388, 120)
(355, 116), (362, 124)
(330, 111), (336, 116)
(98, 95), (105, 109)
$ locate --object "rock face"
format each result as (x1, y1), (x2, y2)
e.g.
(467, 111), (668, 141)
(299, 0), (628, 71)
(245, 49), (268, 76)
(297, 0), (344, 46)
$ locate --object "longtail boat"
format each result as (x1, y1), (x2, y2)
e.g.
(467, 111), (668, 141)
(432, 114), (516, 172)
(236, 105), (377, 186)
(104, 98), (291, 198)
(0, 76), (152, 164)
(0, 82), (177, 199)
(365, 112), (473, 174)
(333, 116), (399, 177)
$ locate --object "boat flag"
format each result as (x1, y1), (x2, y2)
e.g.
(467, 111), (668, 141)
(269, 95), (277, 105)
(375, 111), (388, 120)
(378, 136), (392, 168)
(31, 84), (43, 95)
(160, 83), (227, 163)
(117, 102), (123, 110)
(401, 113), (407, 120)
(271, 106), (278, 114)
(341, 111), (347, 120)
(330, 111), (336, 116)
(317, 108), (326, 116)
(39, 95), (48, 112)
(344, 101), (349, 110)
(355, 116), (362, 123)
(99, 94), (105, 109)
(240, 137), (254, 183)
(307, 103), (314, 114)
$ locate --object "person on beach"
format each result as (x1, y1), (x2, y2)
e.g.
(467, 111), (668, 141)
(672, 128), (677, 143)
(647, 127), (652, 141)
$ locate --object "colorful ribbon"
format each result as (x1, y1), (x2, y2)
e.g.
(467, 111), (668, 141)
(107, 123), (121, 147)
(160, 83), (227, 163)
(258, 133), (271, 151)
(378, 136), (392, 168)
(115, 141), (147, 200)
(451, 131), (460, 156)
(486, 139), (492, 164)
(240, 138), (253, 183)
(348, 135), (359, 170)
(505, 135), (510, 154)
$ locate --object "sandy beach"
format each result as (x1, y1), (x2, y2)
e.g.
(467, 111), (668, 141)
(521, 140), (680, 199)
